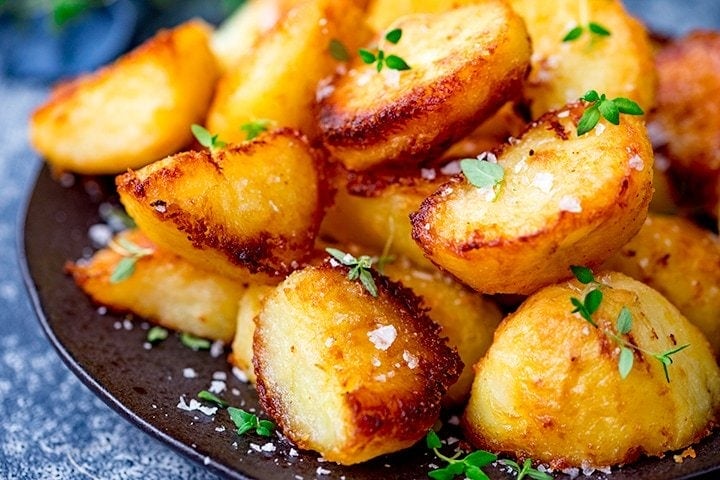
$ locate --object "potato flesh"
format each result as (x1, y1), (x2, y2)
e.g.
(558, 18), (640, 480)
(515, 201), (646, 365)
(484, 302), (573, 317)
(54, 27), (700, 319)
(30, 21), (218, 174)
(117, 130), (326, 283)
(68, 229), (244, 342)
(319, 1), (531, 170)
(253, 264), (461, 464)
(411, 104), (654, 294)
(464, 272), (720, 468)
(207, 0), (372, 143)
(605, 214), (720, 356)
(509, 0), (656, 118)
(228, 284), (275, 383)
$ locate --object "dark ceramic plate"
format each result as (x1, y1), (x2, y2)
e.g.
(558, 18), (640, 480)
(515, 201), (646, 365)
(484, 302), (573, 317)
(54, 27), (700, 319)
(20, 161), (720, 480)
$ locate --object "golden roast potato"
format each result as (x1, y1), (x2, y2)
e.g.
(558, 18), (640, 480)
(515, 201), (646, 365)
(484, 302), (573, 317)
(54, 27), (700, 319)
(320, 167), (450, 270)
(464, 271), (720, 469)
(207, 0), (372, 142)
(381, 257), (503, 404)
(319, 1), (531, 171)
(117, 129), (329, 283)
(605, 214), (720, 356)
(228, 284), (275, 384)
(366, 0), (481, 31)
(649, 31), (720, 220)
(509, 0), (656, 118)
(253, 263), (461, 464)
(67, 229), (243, 342)
(30, 21), (218, 174)
(411, 103), (654, 295)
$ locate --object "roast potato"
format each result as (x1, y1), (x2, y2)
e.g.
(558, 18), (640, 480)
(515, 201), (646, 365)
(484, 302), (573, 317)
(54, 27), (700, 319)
(649, 31), (720, 220)
(228, 284), (275, 383)
(117, 129), (329, 283)
(319, 1), (531, 171)
(320, 167), (450, 270)
(253, 263), (461, 464)
(30, 21), (218, 174)
(67, 229), (244, 342)
(509, 0), (656, 118)
(411, 102), (654, 295)
(464, 271), (720, 468)
(605, 214), (720, 356)
(366, 0), (481, 31)
(207, 0), (372, 143)
(381, 257), (503, 404)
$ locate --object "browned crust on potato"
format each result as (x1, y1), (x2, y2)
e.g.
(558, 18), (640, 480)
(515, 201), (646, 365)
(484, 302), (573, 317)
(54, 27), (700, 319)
(253, 263), (462, 463)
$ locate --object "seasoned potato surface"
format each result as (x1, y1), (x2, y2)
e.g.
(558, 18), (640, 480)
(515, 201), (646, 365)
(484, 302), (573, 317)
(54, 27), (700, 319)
(30, 21), (218, 174)
(319, 1), (531, 170)
(412, 103), (654, 294)
(254, 263), (461, 464)
(68, 229), (243, 342)
(117, 129), (328, 283)
(464, 272), (720, 468)
(605, 214), (720, 355)
(207, 0), (372, 142)
(650, 31), (720, 219)
(509, 0), (656, 118)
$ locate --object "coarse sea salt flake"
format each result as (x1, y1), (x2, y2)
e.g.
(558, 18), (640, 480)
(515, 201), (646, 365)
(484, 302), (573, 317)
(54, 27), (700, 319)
(403, 350), (419, 369)
(261, 442), (277, 452)
(209, 380), (226, 394)
(368, 325), (397, 351)
(629, 154), (644, 171)
(232, 366), (249, 383)
(559, 195), (582, 213)
(532, 172), (554, 193)
(316, 467), (332, 476)
(183, 368), (198, 379)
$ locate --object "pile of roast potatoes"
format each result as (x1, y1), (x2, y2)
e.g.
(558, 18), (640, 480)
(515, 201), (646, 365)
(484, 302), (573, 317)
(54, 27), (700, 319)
(29, 0), (720, 472)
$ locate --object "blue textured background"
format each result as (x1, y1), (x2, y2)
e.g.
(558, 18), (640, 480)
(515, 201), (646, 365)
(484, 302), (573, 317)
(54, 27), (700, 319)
(1, 1), (719, 479)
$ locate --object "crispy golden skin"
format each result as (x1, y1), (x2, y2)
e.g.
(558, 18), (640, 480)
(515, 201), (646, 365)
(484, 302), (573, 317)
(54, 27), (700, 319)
(605, 214), (720, 356)
(67, 229), (243, 342)
(228, 284), (275, 383)
(320, 167), (450, 270)
(319, 1), (531, 171)
(253, 263), (461, 465)
(116, 129), (329, 283)
(381, 258), (502, 405)
(30, 21), (218, 175)
(464, 272), (720, 469)
(509, 0), (656, 118)
(650, 31), (720, 220)
(411, 103), (654, 295)
(207, 0), (372, 142)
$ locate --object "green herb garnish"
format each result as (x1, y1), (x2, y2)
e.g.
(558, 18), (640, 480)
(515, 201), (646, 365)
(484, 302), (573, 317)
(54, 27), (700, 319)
(228, 407), (275, 437)
(499, 459), (553, 480)
(328, 38), (350, 61)
(569, 267), (689, 382)
(147, 326), (169, 343)
(198, 390), (229, 408)
(240, 119), (272, 140)
(109, 237), (153, 283)
(191, 124), (226, 152)
(359, 28), (411, 72)
(325, 247), (380, 297)
(576, 90), (644, 136)
(180, 332), (211, 351)
(562, 21), (611, 42)
(460, 157), (504, 191)
(426, 430), (496, 480)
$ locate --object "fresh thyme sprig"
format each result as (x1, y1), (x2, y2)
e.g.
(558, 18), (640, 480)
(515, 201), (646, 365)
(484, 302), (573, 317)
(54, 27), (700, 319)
(240, 119), (273, 140)
(147, 326), (169, 344)
(328, 38), (350, 61)
(228, 407), (275, 437)
(499, 459), (553, 480)
(180, 332), (211, 351)
(569, 265), (602, 326)
(460, 153), (504, 191)
(576, 90), (644, 136)
(569, 266), (689, 382)
(108, 237), (153, 283)
(358, 28), (411, 72)
(198, 390), (229, 408)
(325, 247), (380, 297)
(191, 124), (226, 152)
(426, 430), (496, 480)
(562, 0), (611, 43)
